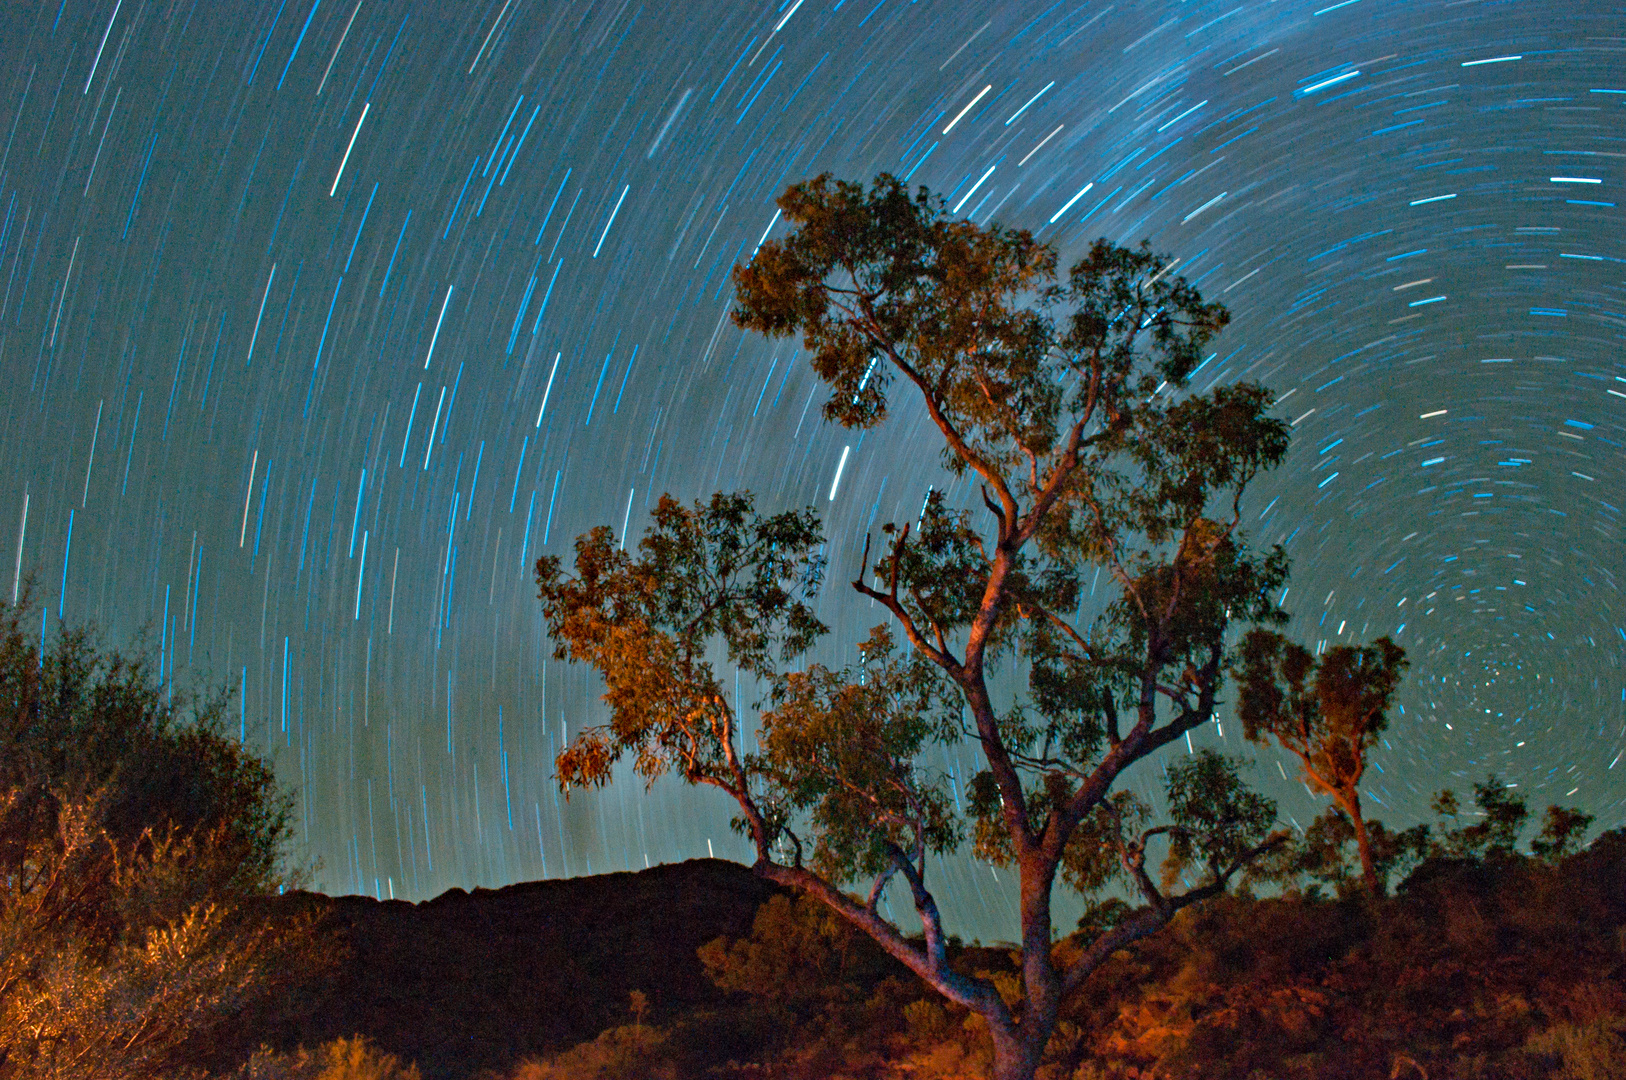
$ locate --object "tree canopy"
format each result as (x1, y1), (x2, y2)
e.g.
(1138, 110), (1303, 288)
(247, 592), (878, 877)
(539, 173), (1309, 1080)
(1233, 630), (1408, 893)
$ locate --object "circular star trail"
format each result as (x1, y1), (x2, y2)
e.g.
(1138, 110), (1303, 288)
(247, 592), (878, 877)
(0, 0), (1620, 937)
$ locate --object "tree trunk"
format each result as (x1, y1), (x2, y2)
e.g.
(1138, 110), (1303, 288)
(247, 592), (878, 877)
(989, 1022), (1046, 1080)
(1346, 794), (1379, 895)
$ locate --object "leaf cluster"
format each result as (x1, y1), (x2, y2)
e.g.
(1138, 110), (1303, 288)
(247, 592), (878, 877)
(966, 773), (1151, 897)
(1160, 748), (1280, 889)
(536, 492), (827, 794)
(733, 176), (1236, 479)
(1232, 629), (1408, 794)
(734, 174), (1059, 450)
(739, 181), (1295, 834)
(0, 614), (293, 902)
(752, 626), (963, 884)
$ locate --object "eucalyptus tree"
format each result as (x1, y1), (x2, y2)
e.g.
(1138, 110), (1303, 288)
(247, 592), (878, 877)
(1233, 631), (1408, 893)
(538, 174), (1295, 1080)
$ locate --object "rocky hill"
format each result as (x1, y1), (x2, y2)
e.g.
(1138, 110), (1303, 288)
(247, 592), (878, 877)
(248, 859), (786, 1080)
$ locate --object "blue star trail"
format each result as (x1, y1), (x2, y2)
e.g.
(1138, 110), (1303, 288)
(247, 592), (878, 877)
(0, 0), (1620, 937)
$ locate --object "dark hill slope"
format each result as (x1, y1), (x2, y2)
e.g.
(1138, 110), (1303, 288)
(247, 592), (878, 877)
(252, 858), (785, 1080)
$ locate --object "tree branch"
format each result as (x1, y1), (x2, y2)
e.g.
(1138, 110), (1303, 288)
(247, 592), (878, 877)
(852, 582), (958, 674)
(857, 317), (1020, 527)
(1059, 828), (1286, 998)
(755, 859), (1014, 1027)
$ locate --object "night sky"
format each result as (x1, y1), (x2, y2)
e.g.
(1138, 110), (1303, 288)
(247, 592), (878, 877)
(1, 0), (1621, 936)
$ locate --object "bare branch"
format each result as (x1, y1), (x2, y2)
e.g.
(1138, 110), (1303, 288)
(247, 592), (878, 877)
(756, 859), (1012, 1024)
(1036, 604), (1106, 665)
(980, 484), (1007, 536)
(852, 576), (960, 673)
(1059, 829), (1286, 998)
(866, 327), (1021, 527)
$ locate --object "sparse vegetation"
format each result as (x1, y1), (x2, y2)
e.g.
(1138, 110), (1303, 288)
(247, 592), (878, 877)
(1, 598), (1615, 1080)
(500, 813), (1621, 1080)
(233, 1037), (425, 1080)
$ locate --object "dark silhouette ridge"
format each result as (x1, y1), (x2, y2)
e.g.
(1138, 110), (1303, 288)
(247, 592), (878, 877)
(250, 859), (789, 1080)
(221, 832), (1626, 1079)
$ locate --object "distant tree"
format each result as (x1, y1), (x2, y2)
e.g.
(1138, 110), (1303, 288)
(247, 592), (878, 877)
(1251, 805), (1430, 898)
(538, 174), (1294, 1080)
(0, 604), (322, 1080)
(1429, 774), (1592, 863)
(1530, 804), (1595, 862)
(1232, 631), (1408, 893)
(1433, 775), (1528, 860)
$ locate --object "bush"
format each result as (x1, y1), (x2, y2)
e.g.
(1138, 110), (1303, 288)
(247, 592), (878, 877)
(504, 1026), (677, 1080)
(0, 604), (322, 1079)
(234, 1037), (423, 1080)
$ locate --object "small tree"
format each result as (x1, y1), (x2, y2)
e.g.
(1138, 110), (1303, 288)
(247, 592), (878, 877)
(538, 174), (1294, 1080)
(1232, 631), (1407, 893)
(1432, 775), (1529, 861)
(1530, 805), (1595, 862)
(1429, 775), (1592, 864)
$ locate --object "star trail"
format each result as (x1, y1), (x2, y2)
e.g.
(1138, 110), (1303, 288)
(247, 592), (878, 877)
(0, 0), (1620, 937)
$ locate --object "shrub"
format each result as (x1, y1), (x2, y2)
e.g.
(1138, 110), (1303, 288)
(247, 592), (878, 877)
(234, 1037), (423, 1080)
(0, 604), (322, 1079)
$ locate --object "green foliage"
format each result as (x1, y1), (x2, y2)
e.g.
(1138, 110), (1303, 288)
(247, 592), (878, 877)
(1232, 630), (1407, 892)
(731, 175), (1236, 473)
(537, 492), (826, 796)
(1436, 774), (1532, 859)
(754, 626), (964, 881)
(1292, 805), (1360, 888)
(1160, 749), (1278, 888)
(1056, 792), (1151, 897)
(1254, 769), (1591, 903)
(1243, 807), (1426, 900)
(0, 613), (294, 897)
(1422, 774), (1594, 870)
(738, 176), (1292, 880)
(1233, 631), (1407, 785)
(1366, 819), (1433, 887)
(1075, 897), (1135, 939)
(0, 605), (322, 1080)
(733, 173), (1065, 443)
